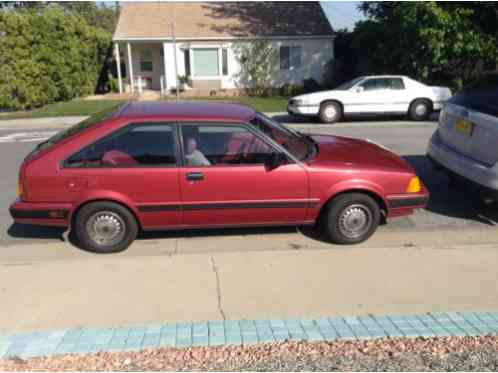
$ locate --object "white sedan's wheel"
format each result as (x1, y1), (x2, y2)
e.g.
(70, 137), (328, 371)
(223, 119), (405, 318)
(409, 99), (432, 121)
(319, 102), (342, 123)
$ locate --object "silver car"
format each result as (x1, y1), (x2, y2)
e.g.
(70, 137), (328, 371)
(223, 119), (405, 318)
(427, 72), (498, 199)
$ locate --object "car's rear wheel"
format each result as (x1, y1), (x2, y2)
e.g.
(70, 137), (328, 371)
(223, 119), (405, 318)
(409, 99), (432, 121)
(323, 193), (380, 245)
(74, 201), (138, 253)
(319, 101), (342, 123)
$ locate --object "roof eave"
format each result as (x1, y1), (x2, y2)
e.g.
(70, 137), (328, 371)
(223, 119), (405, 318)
(112, 34), (335, 42)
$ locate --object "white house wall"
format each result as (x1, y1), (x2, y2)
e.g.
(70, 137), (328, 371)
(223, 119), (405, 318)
(120, 38), (334, 91)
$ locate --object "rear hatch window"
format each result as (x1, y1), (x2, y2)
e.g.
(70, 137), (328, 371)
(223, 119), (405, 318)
(24, 102), (126, 161)
(450, 73), (498, 117)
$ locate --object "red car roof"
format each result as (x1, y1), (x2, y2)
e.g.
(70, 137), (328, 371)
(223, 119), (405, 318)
(117, 101), (256, 122)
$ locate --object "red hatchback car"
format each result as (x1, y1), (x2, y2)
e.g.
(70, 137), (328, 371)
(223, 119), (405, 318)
(10, 101), (428, 253)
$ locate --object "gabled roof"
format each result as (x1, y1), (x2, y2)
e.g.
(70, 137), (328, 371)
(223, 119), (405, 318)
(114, 2), (333, 40)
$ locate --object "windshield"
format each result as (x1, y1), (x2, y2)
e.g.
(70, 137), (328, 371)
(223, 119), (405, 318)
(249, 113), (312, 161)
(25, 102), (125, 160)
(334, 77), (365, 90)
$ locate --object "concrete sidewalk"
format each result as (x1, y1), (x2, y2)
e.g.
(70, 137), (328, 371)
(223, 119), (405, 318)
(2, 228), (498, 334)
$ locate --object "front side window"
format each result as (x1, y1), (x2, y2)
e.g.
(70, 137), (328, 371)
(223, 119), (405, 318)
(181, 124), (276, 166)
(193, 48), (219, 77)
(250, 113), (312, 161)
(140, 49), (153, 72)
(358, 78), (390, 91)
(280, 46), (302, 70)
(65, 123), (177, 168)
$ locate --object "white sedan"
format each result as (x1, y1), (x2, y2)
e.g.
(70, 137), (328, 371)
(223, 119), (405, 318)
(287, 75), (452, 123)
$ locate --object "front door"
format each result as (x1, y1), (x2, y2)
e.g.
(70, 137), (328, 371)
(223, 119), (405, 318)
(349, 78), (392, 113)
(178, 123), (309, 227)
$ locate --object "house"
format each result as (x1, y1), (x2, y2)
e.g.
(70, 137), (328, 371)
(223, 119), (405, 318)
(113, 1), (334, 95)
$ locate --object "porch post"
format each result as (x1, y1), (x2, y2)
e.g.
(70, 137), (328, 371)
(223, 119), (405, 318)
(114, 43), (123, 94)
(162, 42), (168, 91)
(127, 42), (134, 94)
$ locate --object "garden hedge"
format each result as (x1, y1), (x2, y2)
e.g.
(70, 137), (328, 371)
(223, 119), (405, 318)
(0, 5), (111, 111)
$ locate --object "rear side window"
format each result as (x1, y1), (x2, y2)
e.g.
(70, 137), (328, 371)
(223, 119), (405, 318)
(389, 78), (405, 90)
(64, 123), (177, 168)
(29, 103), (125, 160)
(450, 73), (498, 117)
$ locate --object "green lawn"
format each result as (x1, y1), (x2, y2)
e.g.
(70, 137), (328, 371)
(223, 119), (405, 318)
(0, 96), (288, 120)
(0, 100), (127, 120)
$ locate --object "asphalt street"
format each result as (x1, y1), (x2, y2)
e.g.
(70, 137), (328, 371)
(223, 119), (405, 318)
(1, 115), (496, 251)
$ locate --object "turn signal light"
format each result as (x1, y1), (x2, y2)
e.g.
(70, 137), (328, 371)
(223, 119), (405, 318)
(17, 180), (24, 198)
(406, 176), (421, 193)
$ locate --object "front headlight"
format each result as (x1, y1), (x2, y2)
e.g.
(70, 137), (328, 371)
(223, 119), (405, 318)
(291, 99), (308, 106)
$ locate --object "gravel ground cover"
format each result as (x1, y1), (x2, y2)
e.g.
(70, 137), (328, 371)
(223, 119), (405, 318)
(0, 336), (496, 371)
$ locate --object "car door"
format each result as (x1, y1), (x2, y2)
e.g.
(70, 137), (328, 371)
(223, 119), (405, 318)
(62, 122), (182, 229)
(178, 122), (309, 227)
(348, 78), (391, 113)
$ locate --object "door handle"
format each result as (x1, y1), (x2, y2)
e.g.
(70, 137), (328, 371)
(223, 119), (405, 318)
(186, 172), (204, 181)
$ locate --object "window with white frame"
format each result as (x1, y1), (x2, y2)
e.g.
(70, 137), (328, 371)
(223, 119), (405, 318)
(280, 46), (302, 70)
(140, 49), (153, 72)
(193, 48), (219, 77)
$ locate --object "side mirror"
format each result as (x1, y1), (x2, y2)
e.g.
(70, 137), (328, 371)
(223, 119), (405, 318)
(265, 152), (287, 171)
(355, 86), (364, 93)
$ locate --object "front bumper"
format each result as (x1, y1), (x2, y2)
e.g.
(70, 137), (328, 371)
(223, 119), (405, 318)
(9, 199), (72, 227)
(287, 104), (319, 116)
(385, 182), (429, 218)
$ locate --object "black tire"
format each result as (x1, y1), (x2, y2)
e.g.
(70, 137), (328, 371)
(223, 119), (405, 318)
(74, 201), (138, 253)
(323, 193), (381, 245)
(319, 101), (342, 123)
(409, 99), (432, 121)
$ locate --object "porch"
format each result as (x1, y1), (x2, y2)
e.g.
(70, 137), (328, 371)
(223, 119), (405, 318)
(113, 40), (238, 97)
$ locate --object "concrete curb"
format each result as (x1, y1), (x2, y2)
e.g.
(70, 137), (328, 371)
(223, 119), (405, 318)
(1, 311), (497, 359)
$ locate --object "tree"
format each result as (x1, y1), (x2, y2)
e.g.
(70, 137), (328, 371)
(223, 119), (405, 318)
(0, 5), (111, 110)
(353, 2), (498, 89)
(233, 40), (278, 96)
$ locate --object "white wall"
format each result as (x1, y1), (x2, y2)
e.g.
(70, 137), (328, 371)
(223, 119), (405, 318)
(169, 38), (334, 90)
(120, 38), (334, 92)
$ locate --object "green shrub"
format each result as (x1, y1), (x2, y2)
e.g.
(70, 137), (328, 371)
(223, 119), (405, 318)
(0, 5), (111, 111)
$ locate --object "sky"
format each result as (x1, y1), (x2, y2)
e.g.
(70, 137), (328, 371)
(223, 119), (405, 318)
(320, 1), (365, 31)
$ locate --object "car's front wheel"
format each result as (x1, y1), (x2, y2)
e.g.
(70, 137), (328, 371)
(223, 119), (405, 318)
(323, 193), (381, 245)
(319, 101), (342, 123)
(409, 99), (432, 121)
(74, 201), (138, 253)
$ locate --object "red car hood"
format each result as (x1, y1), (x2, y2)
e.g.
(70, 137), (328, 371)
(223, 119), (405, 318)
(308, 134), (413, 173)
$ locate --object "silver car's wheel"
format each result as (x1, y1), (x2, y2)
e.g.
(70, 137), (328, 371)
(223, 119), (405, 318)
(337, 204), (373, 240)
(86, 211), (126, 247)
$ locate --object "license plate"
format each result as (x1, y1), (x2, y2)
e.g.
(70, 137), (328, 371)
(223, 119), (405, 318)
(455, 119), (473, 136)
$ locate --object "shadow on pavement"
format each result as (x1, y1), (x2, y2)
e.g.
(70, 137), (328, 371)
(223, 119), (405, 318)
(404, 154), (498, 225)
(7, 223), (65, 241)
(272, 112), (439, 125)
